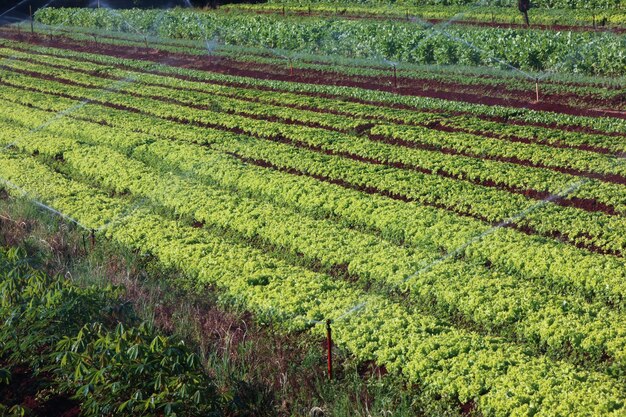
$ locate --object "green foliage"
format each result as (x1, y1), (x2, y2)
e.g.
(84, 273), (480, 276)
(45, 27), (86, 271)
(34, 7), (626, 76)
(53, 322), (220, 417)
(0, 247), (238, 417)
(267, 0), (626, 9)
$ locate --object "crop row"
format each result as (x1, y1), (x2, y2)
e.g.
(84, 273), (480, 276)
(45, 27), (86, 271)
(1, 66), (625, 258)
(2, 38), (623, 136)
(2, 90), (626, 302)
(1, 130), (626, 417)
(5, 50), (624, 183)
(10, 23), (624, 110)
(6, 101), (626, 378)
(3, 84), (626, 307)
(268, 0), (626, 11)
(229, 3), (626, 25)
(34, 8), (626, 76)
(3, 42), (624, 157)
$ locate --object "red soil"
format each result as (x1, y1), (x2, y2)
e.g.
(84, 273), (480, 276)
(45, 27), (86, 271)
(0, 31), (624, 121)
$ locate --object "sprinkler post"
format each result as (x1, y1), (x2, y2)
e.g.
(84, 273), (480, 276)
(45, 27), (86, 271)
(144, 36), (149, 48)
(289, 58), (293, 77)
(392, 64), (397, 89)
(326, 319), (333, 380)
(29, 5), (34, 34)
(90, 229), (95, 250)
(535, 78), (539, 102)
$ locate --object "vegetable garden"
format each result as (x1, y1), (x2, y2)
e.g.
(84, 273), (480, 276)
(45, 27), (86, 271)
(0, 1), (625, 415)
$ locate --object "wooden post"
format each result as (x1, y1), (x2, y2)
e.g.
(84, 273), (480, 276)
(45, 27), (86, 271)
(29, 5), (34, 34)
(282, 5), (285, 15)
(144, 36), (149, 48)
(326, 319), (333, 380)
(393, 64), (397, 89)
(535, 78), (539, 102)
(90, 229), (95, 250)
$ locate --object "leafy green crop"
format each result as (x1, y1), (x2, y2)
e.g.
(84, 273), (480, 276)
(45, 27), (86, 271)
(34, 7), (626, 76)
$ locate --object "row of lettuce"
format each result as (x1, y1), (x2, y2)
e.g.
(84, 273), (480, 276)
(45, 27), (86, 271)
(4, 94), (626, 377)
(3, 50), (624, 184)
(9, 49), (623, 182)
(1, 116), (626, 416)
(33, 7), (626, 76)
(1, 60), (625, 260)
(3, 38), (623, 135)
(7, 23), (625, 112)
(266, 0), (625, 10)
(225, 3), (626, 27)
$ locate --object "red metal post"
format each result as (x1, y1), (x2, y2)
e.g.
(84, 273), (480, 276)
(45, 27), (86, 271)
(326, 319), (333, 380)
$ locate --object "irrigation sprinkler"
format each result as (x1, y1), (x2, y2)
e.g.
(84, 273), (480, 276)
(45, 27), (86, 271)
(90, 229), (96, 249)
(144, 35), (149, 48)
(392, 64), (397, 89)
(326, 319), (333, 380)
(29, 4), (33, 34)
(289, 58), (294, 77)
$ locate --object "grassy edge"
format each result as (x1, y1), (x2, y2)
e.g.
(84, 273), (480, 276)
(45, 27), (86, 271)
(0, 189), (436, 417)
